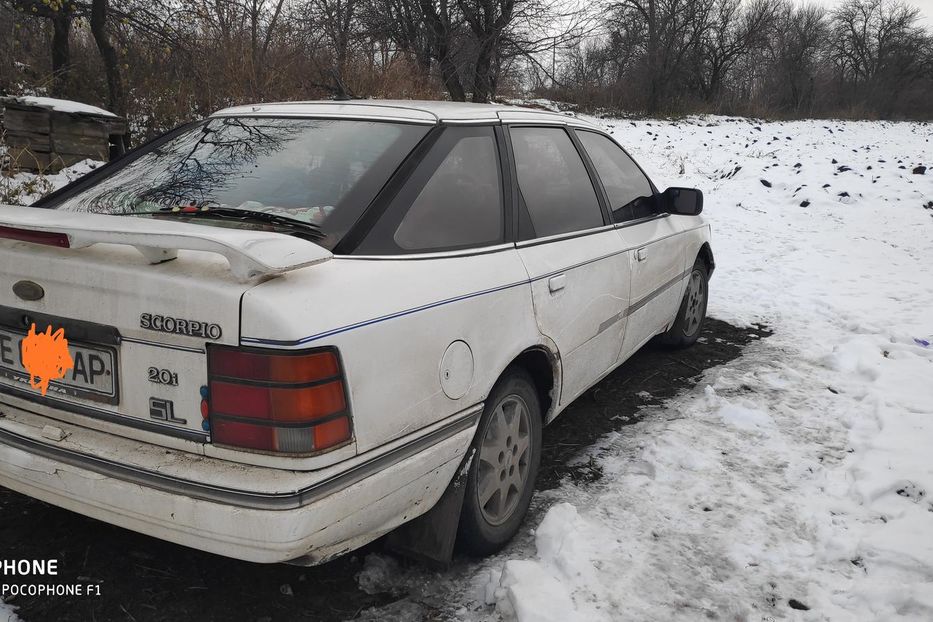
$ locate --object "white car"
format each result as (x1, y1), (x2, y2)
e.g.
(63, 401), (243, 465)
(0, 100), (712, 565)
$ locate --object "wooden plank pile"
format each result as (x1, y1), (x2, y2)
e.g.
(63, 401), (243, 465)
(1, 98), (127, 173)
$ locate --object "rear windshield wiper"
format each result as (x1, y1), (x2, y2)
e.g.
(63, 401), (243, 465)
(118, 206), (325, 242)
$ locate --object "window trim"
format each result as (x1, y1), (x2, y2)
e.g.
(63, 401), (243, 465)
(514, 224), (617, 249)
(338, 242), (516, 261)
(615, 212), (670, 231)
(502, 123), (611, 243)
(496, 124), (519, 246)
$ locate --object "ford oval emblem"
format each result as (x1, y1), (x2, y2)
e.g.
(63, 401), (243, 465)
(12, 280), (44, 301)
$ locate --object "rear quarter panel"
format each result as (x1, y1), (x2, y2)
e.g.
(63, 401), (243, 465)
(240, 250), (541, 454)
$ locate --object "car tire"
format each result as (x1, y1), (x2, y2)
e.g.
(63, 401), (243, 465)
(458, 367), (542, 556)
(657, 258), (709, 348)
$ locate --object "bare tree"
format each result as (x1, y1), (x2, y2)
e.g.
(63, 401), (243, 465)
(300, 0), (363, 97)
(606, 0), (716, 113)
(419, 0), (469, 100)
(90, 0), (126, 146)
(363, 0), (433, 72)
(457, 0), (515, 101)
(829, 0), (930, 114)
(765, 2), (828, 115)
(3, 0), (932, 148)
(2, 0), (78, 96)
(695, 0), (779, 104)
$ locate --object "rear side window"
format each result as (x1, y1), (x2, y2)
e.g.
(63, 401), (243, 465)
(357, 126), (504, 254)
(509, 127), (603, 239)
(577, 131), (655, 223)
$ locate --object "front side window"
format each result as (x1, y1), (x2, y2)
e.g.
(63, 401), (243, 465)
(577, 131), (655, 223)
(509, 126), (604, 239)
(47, 117), (430, 250)
(357, 126), (503, 254)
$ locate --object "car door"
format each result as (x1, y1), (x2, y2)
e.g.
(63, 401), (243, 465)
(574, 130), (687, 361)
(507, 125), (632, 407)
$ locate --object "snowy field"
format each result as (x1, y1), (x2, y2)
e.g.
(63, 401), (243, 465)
(2, 113), (931, 622)
(355, 114), (933, 621)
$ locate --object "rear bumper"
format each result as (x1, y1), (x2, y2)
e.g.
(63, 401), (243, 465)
(0, 402), (479, 564)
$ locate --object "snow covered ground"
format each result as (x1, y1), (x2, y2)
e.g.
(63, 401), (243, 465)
(0, 605), (15, 622)
(356, 114), (933, 621)
(1, 113), (930, 622)
(0, 159), (100, 206)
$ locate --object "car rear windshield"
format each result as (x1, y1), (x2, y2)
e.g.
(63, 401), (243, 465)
(48, 117), (430, 250)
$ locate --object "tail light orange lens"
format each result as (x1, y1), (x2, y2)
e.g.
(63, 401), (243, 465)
(312, 416), (352, 450)
(207, 345), (352, 455)
(208, 348), (340, 383)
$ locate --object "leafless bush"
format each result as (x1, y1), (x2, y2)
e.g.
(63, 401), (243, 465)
(0, 0), (930, 142)
(1, 131), (55, 205)
(542, 0), (932, 119)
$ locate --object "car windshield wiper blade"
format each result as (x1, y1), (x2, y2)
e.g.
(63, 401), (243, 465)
(118, 206), (325, 241)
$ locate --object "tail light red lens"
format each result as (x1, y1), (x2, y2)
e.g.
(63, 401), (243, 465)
(209, 380), (346, 422)
(207, 345), (352, 455)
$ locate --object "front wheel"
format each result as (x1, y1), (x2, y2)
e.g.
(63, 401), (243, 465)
(657, 259), (709, 348)
(457, 367), (542, 556)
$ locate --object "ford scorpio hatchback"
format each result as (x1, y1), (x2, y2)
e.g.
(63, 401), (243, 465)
(0, 101), (712, 564)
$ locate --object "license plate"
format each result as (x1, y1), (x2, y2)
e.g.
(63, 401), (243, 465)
(0, 325), (119, 404)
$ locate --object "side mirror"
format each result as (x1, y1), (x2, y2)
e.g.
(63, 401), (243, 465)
(661, 187), (703, 215)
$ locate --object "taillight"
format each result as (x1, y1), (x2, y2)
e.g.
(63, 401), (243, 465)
(0, 225), (70, 248)
(206, 345), (353, 455)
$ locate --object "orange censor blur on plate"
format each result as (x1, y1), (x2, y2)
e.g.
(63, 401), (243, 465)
(20, 323), (74, 396)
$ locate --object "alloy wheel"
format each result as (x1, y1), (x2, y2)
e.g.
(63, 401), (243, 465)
(476, 395), (532, 526)
(684, 269), (706, 336)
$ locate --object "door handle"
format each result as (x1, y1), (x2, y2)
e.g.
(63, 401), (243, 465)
(635, 248), (648, 262)
(548, 274), (566, 293)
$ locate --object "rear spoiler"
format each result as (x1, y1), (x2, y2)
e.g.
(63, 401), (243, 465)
(0, 205), (332, 282)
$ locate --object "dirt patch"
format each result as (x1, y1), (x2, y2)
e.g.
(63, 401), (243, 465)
(0, 317), (769, 622)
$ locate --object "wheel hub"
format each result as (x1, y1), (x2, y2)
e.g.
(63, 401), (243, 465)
(476, 395), (531, 526)
(684, 269), (706, 336)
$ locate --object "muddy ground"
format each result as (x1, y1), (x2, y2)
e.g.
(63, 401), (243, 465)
(1, 318), (770, 622)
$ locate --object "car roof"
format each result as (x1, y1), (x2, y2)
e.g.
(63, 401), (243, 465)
(212, 99), (600, 128)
